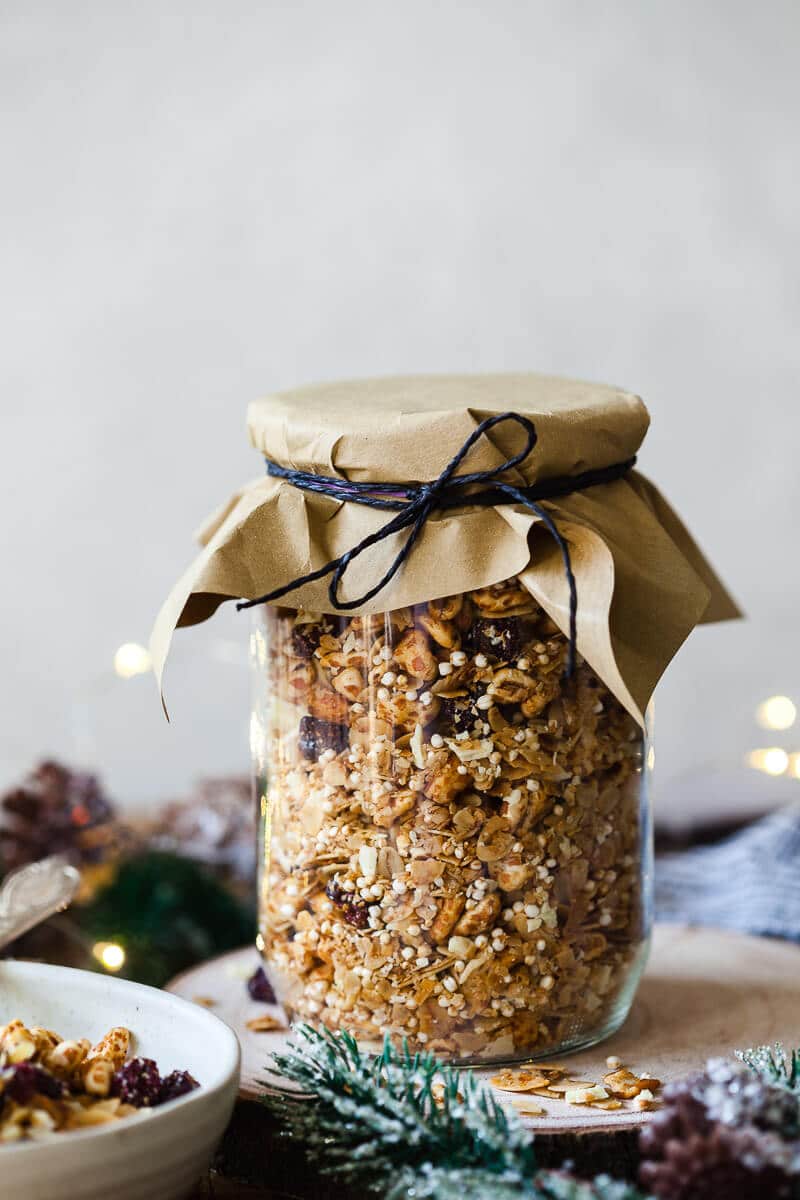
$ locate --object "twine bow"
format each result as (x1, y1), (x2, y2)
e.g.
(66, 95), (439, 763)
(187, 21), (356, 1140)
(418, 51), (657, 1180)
(237, 412), (636, 677)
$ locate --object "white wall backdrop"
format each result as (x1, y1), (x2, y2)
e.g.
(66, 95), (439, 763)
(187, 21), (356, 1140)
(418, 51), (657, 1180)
(2, 1), (799, 821)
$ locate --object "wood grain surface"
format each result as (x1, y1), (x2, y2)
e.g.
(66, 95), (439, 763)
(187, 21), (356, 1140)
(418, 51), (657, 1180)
(174, 923), (800, 1196)
(170, 922), (800, 1136)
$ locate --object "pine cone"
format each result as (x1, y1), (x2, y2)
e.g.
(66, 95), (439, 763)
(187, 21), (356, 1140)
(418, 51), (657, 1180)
(639, 1059), (800, 1199)
(0, 761), (119, 873)
(149, 776), (255, 887)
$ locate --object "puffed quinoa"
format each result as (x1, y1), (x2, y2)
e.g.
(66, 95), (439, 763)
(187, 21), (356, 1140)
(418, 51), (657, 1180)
(254, 575), (646, 1063)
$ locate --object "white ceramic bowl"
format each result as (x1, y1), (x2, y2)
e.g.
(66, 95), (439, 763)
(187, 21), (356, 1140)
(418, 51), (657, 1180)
(0, 960), (240, 1200)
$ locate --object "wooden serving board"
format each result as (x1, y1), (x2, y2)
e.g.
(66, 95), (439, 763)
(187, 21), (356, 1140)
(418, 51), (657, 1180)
(169, 923), (800, 1135)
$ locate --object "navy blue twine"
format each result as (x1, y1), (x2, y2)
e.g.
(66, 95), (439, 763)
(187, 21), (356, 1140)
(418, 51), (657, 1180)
(237, 412), (636, 678)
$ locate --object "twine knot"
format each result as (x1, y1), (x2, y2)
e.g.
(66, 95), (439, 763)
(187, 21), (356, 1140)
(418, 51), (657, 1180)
(238, 412), (636, 677)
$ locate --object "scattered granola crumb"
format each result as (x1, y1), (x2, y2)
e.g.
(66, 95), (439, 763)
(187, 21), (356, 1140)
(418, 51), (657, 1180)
(246, 1014), (289, 1033)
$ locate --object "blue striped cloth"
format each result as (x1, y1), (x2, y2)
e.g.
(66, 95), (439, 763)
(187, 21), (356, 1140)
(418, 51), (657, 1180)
(655, 802), (800, 942)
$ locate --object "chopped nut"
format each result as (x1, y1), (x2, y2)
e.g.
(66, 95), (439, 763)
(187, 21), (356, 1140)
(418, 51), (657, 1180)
(246, 1015), (289, 1033)
(453, 892), (502, 936)
(603, 1068), (650, 1099)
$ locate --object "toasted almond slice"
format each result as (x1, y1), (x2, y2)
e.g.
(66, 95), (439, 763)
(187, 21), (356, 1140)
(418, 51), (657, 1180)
(603, 1068), (644, 1099)
(590, 1098), (623, 1110)
(246, 1015), (288, 1033)
(545, 1079), (596, 1093)
(565, 1085), (609, 1105)
(509, 1098), (546, 1115)
(490, 1069), (549, 1092)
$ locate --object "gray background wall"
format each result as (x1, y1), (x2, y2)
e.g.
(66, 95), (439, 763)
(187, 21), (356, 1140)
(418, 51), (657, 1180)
(2, 1), (798, 822)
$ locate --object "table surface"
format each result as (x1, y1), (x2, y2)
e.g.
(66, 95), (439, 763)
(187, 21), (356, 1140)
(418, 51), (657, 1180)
(173, 923), (800, 1194)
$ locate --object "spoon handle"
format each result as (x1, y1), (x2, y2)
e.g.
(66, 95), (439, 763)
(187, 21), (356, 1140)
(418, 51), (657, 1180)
(0, 856), (81, 951)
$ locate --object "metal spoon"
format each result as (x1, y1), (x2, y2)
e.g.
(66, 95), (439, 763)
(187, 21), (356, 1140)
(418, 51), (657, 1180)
(0, 856), (81, 951)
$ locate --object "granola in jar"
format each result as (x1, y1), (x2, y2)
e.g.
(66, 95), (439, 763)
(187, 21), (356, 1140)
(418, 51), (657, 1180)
(252, 574), (650, 1064)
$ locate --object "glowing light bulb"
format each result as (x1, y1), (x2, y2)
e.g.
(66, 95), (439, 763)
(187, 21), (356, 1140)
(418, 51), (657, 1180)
(93, 941), (126, 971)
(114, 642), (152, 679)
(788, 753), (800, 780)
(746, 747), (789, 776)
(755, 695), (797, 731)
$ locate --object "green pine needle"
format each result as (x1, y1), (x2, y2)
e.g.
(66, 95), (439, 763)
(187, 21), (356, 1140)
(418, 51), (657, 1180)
(736, 1042), (800, 1093)
(262, 1024), (649, 1199)
(535, 1171), (651, 1200)
(386, 1166), (647, 1200)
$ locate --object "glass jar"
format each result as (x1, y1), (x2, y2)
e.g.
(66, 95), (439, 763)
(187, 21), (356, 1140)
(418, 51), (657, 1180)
(251, 573), (652, 1065)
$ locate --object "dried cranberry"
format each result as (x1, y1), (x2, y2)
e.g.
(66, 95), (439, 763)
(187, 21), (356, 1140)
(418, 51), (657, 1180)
(437, 696), (480, 734)
(325, 879), (369, 928)
(246, 965), (276, 1004)
(290, 626), (322, 660)
(2, 1063), (64, 1104)
(464, 617), (530, 662)
(344, 903), (369, 929)
(158, 1070), (199, 1104)
(111, 1057), (162, 1107)
(298, 716), (349, 762)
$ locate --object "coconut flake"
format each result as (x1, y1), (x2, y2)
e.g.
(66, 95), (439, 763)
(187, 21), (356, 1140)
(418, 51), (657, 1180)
(410, 723), (426, 769)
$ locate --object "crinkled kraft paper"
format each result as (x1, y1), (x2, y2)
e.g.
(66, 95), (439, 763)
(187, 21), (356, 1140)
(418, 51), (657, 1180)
(151, 374), (740, 724)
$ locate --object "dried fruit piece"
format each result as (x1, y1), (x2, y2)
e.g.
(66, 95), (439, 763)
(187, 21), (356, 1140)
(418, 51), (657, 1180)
(298, 716), (349, 761)
(111, 1057), (162, 1107)
(437, 696), (480, 734)
(1, 1062), (65, 1103)
(464, 617), (529, 662)
(159, 1069), (200, 1103)
(247, 965), (277, 1004)
(325, 879), (369, 928)
(290, 626), (322, 659)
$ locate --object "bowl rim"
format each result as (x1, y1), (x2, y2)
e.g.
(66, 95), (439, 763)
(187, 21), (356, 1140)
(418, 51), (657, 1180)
(0, 959), (241, 1157)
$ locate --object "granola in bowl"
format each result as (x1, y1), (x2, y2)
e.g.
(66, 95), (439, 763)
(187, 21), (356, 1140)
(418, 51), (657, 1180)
(0, 1019), (198, 1143)
(252, 574), (650, 1064)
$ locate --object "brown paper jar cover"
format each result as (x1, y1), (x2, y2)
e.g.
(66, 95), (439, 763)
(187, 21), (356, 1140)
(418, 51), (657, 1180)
(151, 373), (740, 723)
